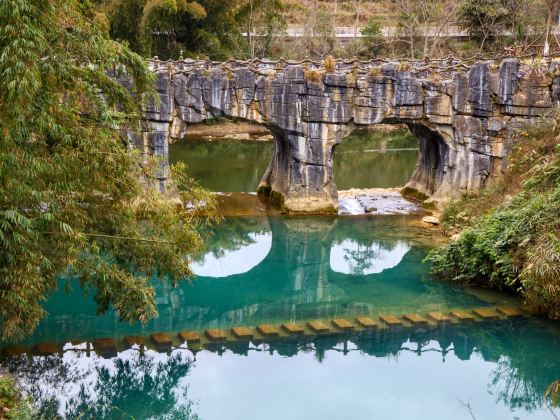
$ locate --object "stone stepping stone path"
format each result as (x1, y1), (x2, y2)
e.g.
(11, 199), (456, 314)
(307, 320), (330, 333)
(13, 306), (535, 356)
(497, 306), (523, 317)
(427, 312), (451, 322)
(451, 309), (475, 321)
(205, 329), (226, 341)
(380, 315), (403, 326)
(151, 333), (173, 346)
(231, 327), (253, 339)
(332, 318), (354, 331)
(178, 331), (200, 343)
(355, 316), (378, 329)
(93, 338), (116, 353)
(403, 313), (428, 325)
(282, 323), (305, 335)
(473, 308), (500, 319)
(257, 324), (279, 337)
(124, 336), (144, 347)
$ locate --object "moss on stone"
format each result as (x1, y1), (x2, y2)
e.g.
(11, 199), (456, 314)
(257, 185), (272, 197)
(401, 186), (428, 202)
(270, 190), (285, 206)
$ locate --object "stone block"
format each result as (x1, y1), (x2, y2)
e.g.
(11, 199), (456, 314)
(282, 323), (305, 335)
(124, 336), (145, 347)
(473, 308), (500, 319)
(403, 313), (428, 325)
(450, 310), (475, 321)
(205, 329), (226, 341)
(307, 320), (330, 333)
(427, 312), (451, 322)
(355, 316), (378, 329)
(3, 346), (28, 356)
(35, 343), (59, 355)
(497, 306), (524, 317)
(178, 331), (200, 343)
(331, 319), (354, 331)
(151, 333), (173, 346)
(231, 327), (253, 339)
(257, 324), (280, 337)
(379, 315), (403, 326)
(93, 338), (116, 352)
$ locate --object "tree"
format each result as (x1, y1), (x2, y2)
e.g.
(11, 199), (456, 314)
(236, 0), (286, 59)
(543, 0), (560, 55)
(359, 17), (384, 57)
(0, 0), (213, 339)
(460, 0), (510, 52)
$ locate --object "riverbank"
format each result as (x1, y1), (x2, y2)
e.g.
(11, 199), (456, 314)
(426, 115), (560, 319)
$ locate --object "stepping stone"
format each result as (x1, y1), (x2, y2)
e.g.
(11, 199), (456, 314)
(178, 331), (200, 343)
(331, 318), (354, 331)
(231, 327), (253, 339)
(151, 333), (173, 346)
(4, 346), (28, 356)
(93, 338), (116, 352)
(355, 316), (378, 329)
(520, 304), (539, 314)
(307, 320), (330, 333)
(427, 311), (451, 322)
(379, 315), (403, 326)
(257, 324), (279, 337)
(35, 343), (59, 355)
(124, 336), (144, 347)
(205, 329), (226, 341)
(497, 306), (524, 317)
(282, 323), (305, 335)
(403, 313), (428, 325)
(450, 309), (475, 321)
(473, 308), (500, 319)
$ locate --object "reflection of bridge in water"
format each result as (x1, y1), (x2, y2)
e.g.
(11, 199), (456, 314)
(3, 317), (560, 418)
(7, 217), (515, 347)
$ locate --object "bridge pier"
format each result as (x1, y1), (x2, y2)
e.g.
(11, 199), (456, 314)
(132, 57), (558, 214)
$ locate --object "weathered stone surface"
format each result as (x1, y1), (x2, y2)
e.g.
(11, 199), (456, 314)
(379, 315), (403, 326)
(473, 308), (500, 319)
(355, 316), (378, 329)
(132, 58), (560, 212)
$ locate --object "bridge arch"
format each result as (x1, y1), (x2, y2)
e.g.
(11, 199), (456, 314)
(134, 57), (557, 213)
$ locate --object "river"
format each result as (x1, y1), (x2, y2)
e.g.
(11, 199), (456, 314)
(2, 130), (560, 419)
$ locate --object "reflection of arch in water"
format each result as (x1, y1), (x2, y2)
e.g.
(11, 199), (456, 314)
(329, 239), (411, 275)
(15, 216), (484, 345)
(191, 217), (272, 277)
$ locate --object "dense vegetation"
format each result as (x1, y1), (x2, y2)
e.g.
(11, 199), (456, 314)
(0, 0), (214, 340)
(92, 0), (560, 60)
(426, 111), (560, 319)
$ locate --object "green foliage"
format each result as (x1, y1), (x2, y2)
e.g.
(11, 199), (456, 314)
(105, 0), (241, 59)
(546, 380), (560, 408)
(0, 0), (213, 339)
(360, 17), (384, 57)
(426, 112), (560, 319)
(0, 376), (35, 419)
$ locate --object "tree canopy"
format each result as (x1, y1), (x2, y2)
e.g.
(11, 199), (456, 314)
(0, 0), (212, 340)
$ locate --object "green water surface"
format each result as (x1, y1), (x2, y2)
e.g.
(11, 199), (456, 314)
(169, 129), (418, 192)
(3, 216), (560, 419)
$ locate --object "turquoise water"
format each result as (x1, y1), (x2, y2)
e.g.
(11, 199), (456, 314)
(3, 132), (560, 419)
(3, 216), (560, 419)
(169, 129), (418, 192)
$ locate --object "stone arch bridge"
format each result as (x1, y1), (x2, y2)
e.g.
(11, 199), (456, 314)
(129, 57), (560, 213)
